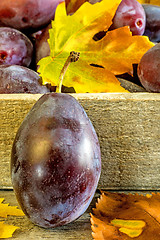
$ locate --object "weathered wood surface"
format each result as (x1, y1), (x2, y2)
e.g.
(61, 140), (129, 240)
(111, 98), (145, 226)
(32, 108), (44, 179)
(0, 190), (97, 240)
(0, 190), (156, 239)
(0, 93), (160, 190)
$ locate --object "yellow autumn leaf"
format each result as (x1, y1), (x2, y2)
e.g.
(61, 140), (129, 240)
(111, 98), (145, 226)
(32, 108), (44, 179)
(0, 198), (24, 218)
(38, 0), (154, 93)
(0, 222), (19, 239)
(0, 198), (24, 238)
(111, 219), (146, 238)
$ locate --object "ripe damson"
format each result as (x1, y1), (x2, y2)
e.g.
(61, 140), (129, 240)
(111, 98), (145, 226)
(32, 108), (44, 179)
(111, 0), (146, 36)
(142, 4), (160, 43)
(138, 43), (160, 92)
(0, 0), (63, 31)
(0, 27), (33, 67)
(35, 23), (51, 66)
(0, 65), (49, 93)
(11, 93), (101, 228)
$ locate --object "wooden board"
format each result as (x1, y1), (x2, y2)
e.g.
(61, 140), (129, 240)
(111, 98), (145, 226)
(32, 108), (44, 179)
(0, 93), (160, 190)
(0, 190), (155, 239)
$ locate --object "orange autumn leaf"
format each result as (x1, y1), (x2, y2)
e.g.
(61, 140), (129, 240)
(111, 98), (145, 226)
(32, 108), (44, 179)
(0, 198), (24, 239)
(91, 191), (160, 239)
(87, 26), (154, 75)
(38, 0), (154, 93)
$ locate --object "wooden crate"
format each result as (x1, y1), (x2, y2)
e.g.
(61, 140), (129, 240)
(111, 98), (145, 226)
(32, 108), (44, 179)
(1, 93), (160, 191)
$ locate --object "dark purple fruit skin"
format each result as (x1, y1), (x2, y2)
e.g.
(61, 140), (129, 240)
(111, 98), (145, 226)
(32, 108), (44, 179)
(35, 23), (51, 66)
(142, 4), (160, 43)
(0, 27), (33, 67)
(0, 65), (49, 93)
(0, 0), (63, 31)
(138, 43), (160, 92)
(11, 93), (101, 228)
(111, 0), (146, 36)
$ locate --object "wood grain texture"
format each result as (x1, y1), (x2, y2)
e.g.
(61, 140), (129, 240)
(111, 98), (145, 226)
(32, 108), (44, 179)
(0, 190), (155, 239)
(0, 93), (160, 190)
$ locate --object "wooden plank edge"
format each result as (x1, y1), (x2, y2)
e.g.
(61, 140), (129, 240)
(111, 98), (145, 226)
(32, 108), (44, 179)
(0, 92), (160, 101)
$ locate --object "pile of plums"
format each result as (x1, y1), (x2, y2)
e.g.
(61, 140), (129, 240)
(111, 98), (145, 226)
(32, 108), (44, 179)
(0, 0), (159, 93)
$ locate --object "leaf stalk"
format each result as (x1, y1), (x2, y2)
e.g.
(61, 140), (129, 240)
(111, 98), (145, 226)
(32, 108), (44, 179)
(56, 51), (80, 93)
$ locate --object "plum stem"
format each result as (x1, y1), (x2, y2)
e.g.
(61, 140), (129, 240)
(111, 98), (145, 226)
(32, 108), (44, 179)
(56, 51), (80, 93)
